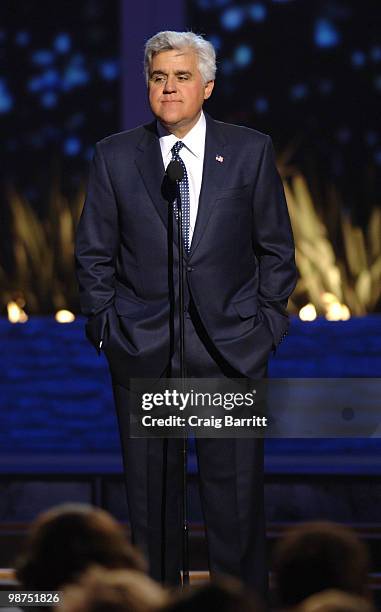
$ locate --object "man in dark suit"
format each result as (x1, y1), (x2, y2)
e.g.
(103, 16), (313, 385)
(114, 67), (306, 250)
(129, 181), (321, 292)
(75, 31), (297, 595)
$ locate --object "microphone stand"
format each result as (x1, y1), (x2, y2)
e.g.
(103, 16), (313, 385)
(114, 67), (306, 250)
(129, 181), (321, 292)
(175, 178), (190, 587)
(165, 160), (189, 586)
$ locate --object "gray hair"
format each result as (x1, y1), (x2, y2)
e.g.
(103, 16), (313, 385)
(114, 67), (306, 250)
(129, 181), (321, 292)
(144, 31), (216, 85)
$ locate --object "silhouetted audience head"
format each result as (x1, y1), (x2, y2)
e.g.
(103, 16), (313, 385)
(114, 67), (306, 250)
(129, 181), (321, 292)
(273, 521), (370, 609)
(296, 589), (376, 612)
(60, 566), (169, 612)
(16, 503), (146, 591)
(162, 577), (262, 612)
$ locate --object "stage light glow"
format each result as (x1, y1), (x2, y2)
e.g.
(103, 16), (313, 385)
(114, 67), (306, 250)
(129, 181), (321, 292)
(299, 304), (317, 321)
(55, 310), (75, 323)
(7, 302), (28, 323)
(326, 302), (351, 321)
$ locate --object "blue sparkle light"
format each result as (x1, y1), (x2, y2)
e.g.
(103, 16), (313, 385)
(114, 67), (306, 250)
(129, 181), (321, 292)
(314, 19), (340, 48)
(371, 46), (381, 62)
(0, 31), (6, 43)
(351, 51), (366, 68)
(254, 97), (268, 113)
(41, 69), (60, 88)
(41, 92), (57, 108)
(0, 79), (13, 113)
(249, 3), (267, 22)
(54, 33), (71, 53)
(234, 45), (253, 67)
(32, 50), (54, 66)
(15, 31), (30, 46)
(290, 83), (308, 100)
(99, 60), (119, 81)
(64, 137), (81, 156)
(62, 65), (89, 91)
(221, 7), (244, 30)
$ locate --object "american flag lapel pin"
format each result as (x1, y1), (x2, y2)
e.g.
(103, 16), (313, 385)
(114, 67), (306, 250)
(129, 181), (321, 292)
(215, 154), (224, 163)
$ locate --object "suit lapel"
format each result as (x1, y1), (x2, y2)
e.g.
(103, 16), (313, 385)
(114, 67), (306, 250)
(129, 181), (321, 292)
(134, 122), (169, 229)
(189, 114), (227, 259)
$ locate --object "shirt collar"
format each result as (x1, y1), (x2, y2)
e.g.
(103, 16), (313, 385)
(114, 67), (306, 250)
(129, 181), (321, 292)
(157, 111), (206, 160)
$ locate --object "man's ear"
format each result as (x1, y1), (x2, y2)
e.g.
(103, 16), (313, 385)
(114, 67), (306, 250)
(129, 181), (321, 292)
(204, 80), (214, 100)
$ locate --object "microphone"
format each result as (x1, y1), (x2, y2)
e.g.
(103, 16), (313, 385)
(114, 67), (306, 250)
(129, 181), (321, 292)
(166, 160), (184, 182)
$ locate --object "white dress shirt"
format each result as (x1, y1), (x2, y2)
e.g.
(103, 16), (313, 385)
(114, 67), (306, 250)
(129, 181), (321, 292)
(157, 111), (206, 244)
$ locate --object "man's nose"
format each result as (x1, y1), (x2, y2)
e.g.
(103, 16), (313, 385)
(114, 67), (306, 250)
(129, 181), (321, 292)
(163, 75), (177, 93)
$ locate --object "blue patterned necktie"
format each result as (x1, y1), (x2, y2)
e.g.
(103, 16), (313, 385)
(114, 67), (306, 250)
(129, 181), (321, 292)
(171, 140), (190, 253)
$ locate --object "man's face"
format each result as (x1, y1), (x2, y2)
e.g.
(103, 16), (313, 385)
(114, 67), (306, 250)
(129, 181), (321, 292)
(148, 48), (214, 137)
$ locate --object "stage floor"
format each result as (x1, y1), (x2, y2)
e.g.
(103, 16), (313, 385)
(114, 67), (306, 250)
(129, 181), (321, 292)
(1, 315), (381, 475)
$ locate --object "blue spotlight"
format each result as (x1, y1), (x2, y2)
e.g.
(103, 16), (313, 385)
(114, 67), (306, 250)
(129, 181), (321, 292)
(249, 3), (267, 22)
(0, 79), (13, 113)
(62, 66), (89, 91)
(99, 60), (119, 81)
(234, 45), (253, 67)
(221, 7), (244, 30)
(314, 19), (340, 48)
(64, 137), (81, 156)
(290, 83), (308, 100)
(41, 69), (60, 88)
(54, 33), (71, 54)
(351, 51), (366, 67)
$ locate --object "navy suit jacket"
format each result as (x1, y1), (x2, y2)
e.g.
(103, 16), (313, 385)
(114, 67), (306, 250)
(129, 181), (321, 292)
(75, 113), (297, 384)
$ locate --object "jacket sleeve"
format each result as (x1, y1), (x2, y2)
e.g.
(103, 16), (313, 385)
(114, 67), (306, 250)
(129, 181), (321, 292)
(252, 135), (297, 349)
(74, 142), (119, 351)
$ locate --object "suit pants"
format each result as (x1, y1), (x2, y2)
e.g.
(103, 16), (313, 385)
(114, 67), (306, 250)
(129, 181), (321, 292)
(111, 301), (267, 596)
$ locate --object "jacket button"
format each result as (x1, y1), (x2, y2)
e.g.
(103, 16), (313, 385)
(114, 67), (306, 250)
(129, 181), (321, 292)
(187, 266), (194, 272)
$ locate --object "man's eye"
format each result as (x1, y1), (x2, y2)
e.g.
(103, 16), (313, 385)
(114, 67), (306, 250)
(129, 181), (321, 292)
(152, 75), (166, 83)
(178, 75), (189, 80)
